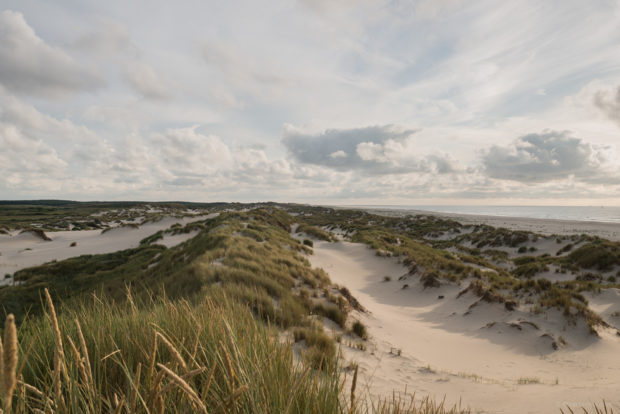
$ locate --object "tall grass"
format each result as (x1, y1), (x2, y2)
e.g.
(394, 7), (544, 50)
(10, 289), (342, 413)
(0, 289), (473, 413)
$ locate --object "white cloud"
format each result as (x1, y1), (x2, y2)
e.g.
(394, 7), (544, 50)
(356, 141), (387, 162)
(123, 61), (171, 100)
(329, 150), (347, 159)
(151, 126), (232, 174)
(0, 10), (103, 97)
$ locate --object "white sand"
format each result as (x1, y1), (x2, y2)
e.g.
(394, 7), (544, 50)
(307, 240), (620, 413)
(156, 230), (200, 248)
(0, 214), (216, 285)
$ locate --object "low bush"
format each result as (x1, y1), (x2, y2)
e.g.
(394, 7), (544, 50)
(313, 303), (347, 328)
(351, 320), (368, 340)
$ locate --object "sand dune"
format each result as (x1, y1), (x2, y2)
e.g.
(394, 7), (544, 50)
(367, 207), (620, 242)
(307, 239), (620, 413)
(0, 213), (216, 285)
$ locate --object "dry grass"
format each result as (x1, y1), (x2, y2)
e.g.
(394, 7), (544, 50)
(1, 314), (18, 412)
(9, 290), (342, 413)
(561, 402), (615, 414)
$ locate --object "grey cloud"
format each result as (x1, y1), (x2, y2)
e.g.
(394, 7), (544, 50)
(482, 131), (609, 183)
(166, 177), (204, 186)
(0, 10), (104, 97)
(594, 86), (620, 127)
(282, 125), (455, 174)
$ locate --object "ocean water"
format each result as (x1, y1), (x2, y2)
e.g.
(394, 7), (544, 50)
(350, 205), (620, 224)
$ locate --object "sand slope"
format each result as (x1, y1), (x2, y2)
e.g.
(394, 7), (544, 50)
(0, 214), (216, 285)
(307, 239), (620, 413)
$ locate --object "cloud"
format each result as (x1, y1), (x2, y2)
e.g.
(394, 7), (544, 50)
(0, 123), (67, 174)
(481, 130), (612, 183)
(72, 21), (131, 57)
(0, 88), (97, 142)
(282, 125), (455, 174)
(199, 38), (290, 107)
(329, 150), (347, 159)
(123, 61), (171, 100)
(594, 86), (620, 127)
(0, 122), (68, 192)
(151, 126), (233, 175)
(0, 10), (103, 97)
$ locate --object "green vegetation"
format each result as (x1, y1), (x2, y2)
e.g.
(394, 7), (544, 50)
(351, 320), (368, 340)
(293, 325), (337, 369)
(3, 201), (618, 413)
(296, 224), (336, 242)
(462, 226), (530, 249)
(566, 240), (620, 271)
(6, 289), (341, 413)
(0, 200), (230, 231)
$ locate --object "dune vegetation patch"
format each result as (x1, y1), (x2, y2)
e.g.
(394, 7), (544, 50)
(287, 205), (617, 335)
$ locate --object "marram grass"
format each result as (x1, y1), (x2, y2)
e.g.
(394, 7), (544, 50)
(0, 288), (473, 413)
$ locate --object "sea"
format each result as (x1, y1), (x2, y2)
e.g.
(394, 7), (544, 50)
(347, 205), (620, 224)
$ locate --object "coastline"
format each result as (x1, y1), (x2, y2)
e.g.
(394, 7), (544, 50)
(353, 207), (620, 242)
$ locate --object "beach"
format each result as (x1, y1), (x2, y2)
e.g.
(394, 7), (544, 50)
(364, 207), (620, 242)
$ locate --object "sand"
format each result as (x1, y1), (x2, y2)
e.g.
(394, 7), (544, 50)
(306, 239), (620, 413)
(0, 213), (217, 285)
(364, 208), (620, 242)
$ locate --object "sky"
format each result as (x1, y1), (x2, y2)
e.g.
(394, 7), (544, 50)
(1, 0), (620, 205)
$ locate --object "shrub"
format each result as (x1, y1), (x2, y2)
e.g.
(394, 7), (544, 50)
(303, 238), (313, 247)
(296, 224), (334, 242)
(351, 320), (368, 340)
(567, 242), (620, 271)
(292, 327), (336, 370)
(313, 303), (347, 327)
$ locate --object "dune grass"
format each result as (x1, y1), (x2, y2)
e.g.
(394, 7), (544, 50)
(296, 224), (336, 242)
(4, 288), (342, 413)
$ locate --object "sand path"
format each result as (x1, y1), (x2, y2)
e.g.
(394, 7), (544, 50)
(308, 240), (620, 413)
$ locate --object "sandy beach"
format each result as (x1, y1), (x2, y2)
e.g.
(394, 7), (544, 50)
(306, 238), (620, 413)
